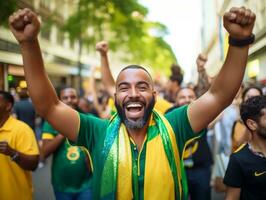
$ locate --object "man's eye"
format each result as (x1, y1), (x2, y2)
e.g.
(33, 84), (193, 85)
(139, 87), (147, 91)
(119, 87), (128, 91)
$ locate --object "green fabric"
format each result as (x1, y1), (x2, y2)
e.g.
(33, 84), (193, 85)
(42, 121), (92, 193)
(77, 105), (206, 199)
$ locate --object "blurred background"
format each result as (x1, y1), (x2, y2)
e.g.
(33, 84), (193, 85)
(1, 0), (266, 95)
(1, 1), (266, 200)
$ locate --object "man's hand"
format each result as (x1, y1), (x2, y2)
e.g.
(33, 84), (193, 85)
(196, 54), (208, 72)
(0, 141), (14, 156)
(223, 7), (255, 39)
(9, 8), (40, 43)
(96, 41), (109, 55)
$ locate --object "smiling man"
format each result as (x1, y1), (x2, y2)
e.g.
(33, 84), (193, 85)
(9, 7), (256, 200)
(115, 66), (156, 129)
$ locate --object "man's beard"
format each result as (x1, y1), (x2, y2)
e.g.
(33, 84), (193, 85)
(257, 123), (266, 140)
(115, 96), (155, 130)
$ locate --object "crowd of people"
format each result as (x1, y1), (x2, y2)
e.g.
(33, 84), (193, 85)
(1, 6), (266, 200)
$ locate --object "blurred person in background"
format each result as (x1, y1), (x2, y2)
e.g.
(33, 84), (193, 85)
(166, 53), (212, 200)
(224, 95), (266, 200)
(194, 54), (210, 97)
(42, 87), (92, 200)
(0, 90), (39, 200)
(13, 87), (36, 131)
(78, 97), (99, 117)
(231, 86), (263, 152)
(164, 64), (184, 103)
(211, 85), (263, 193)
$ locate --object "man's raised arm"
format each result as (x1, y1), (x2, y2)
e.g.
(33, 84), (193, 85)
(96, 41), (115, 98)
(9, 8), (79, 141)
(188, 7), (256, 133)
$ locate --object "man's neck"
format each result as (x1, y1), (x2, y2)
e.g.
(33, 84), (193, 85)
(249, 135), (266, 156)
(0, 114), (10, 128)
(127, 125), (148, 151)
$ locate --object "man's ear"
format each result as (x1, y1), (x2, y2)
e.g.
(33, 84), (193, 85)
(246, 119), (257, 131)
(153, 91), (157, 102)
(6, 102), (13, 113)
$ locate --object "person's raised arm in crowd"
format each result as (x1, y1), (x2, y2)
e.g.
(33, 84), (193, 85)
(96, 41), (115, 99)
(194, 53), (210, 97)
(189, 7), (256, 133)
(9, 9), (78, 141)
(89, 67), (110, 119)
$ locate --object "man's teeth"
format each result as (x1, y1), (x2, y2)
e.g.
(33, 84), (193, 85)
(126, 103), (142, 108)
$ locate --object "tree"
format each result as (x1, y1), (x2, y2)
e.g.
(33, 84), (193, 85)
(0, 0), (17, 26)
(63, 0), (177, 75)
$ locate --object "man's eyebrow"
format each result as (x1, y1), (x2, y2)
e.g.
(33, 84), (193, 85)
(136, 81), (150, 86)
(117, 81), (151, 88)
(117, 82), (130, 88)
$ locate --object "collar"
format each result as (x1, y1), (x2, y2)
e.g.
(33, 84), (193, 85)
(0, 116), (14, 132)
(248, 143), (266, 158)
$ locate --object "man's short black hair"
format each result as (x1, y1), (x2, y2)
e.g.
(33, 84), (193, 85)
(242, 86), (263, 100)
(170, 64), (183, 85)
(55, 85), (77, 97)
(176, 86), (196, 96)
(240, 95), (266, 130)
(0, 90), (14, 107)
(119, 65), (153, 81)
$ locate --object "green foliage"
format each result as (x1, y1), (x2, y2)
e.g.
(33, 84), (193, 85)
(63, 0), (177, 75)
(0, 0), (17, 27)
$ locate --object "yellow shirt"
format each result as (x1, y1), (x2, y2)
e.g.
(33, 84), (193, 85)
(154, 96), (173, 114)
(0, 116), (39, 200)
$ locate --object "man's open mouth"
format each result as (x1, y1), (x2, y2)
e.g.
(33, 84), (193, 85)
(124, 102), (145, 120)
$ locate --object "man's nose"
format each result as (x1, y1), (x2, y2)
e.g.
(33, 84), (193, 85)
(185, 97), (191, 104)
(66, 97), (72, 102)
(128, 87), (140, 97)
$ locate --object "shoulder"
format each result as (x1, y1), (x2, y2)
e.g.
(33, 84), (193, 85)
(7, 118), (36, 141)
(79, 112), (109, 124)
(165, 105), (187, 119)
(11, 117), (33, 132)
(155, 96), (173, 113)
(231, 143), (249, 161)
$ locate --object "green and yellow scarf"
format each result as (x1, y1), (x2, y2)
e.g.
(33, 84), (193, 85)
(93, 110), (188, 200)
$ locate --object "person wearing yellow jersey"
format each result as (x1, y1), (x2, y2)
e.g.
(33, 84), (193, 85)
(0, 91), (39, 200)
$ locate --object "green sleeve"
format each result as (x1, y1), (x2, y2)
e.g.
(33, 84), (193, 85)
(165, 105), (206, 154)
(42, 121), (58, 136)
(77, 113), (109, 153)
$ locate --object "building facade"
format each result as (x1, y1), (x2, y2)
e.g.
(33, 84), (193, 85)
(0, 0), (98, 92)
(201, 0), (266, 83)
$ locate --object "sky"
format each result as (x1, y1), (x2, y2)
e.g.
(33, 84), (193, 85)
(140, 0), (203, 82)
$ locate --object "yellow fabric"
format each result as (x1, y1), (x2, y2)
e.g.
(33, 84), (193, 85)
(232, 121), (247, 152)
(42, 133), (55, 140)
(154, 96), (173, 114)
(155, 112), (183, 199)
(183, 142), (199, 159)
(117, 125), (133, 200)
(65, 138), (94, 173)
(0, 116), (39, 200)
(145, 134), (175, 200)
(116, 112), (179, 200)
(108, 98), (117, 115)
(233, 143), (246, 153)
